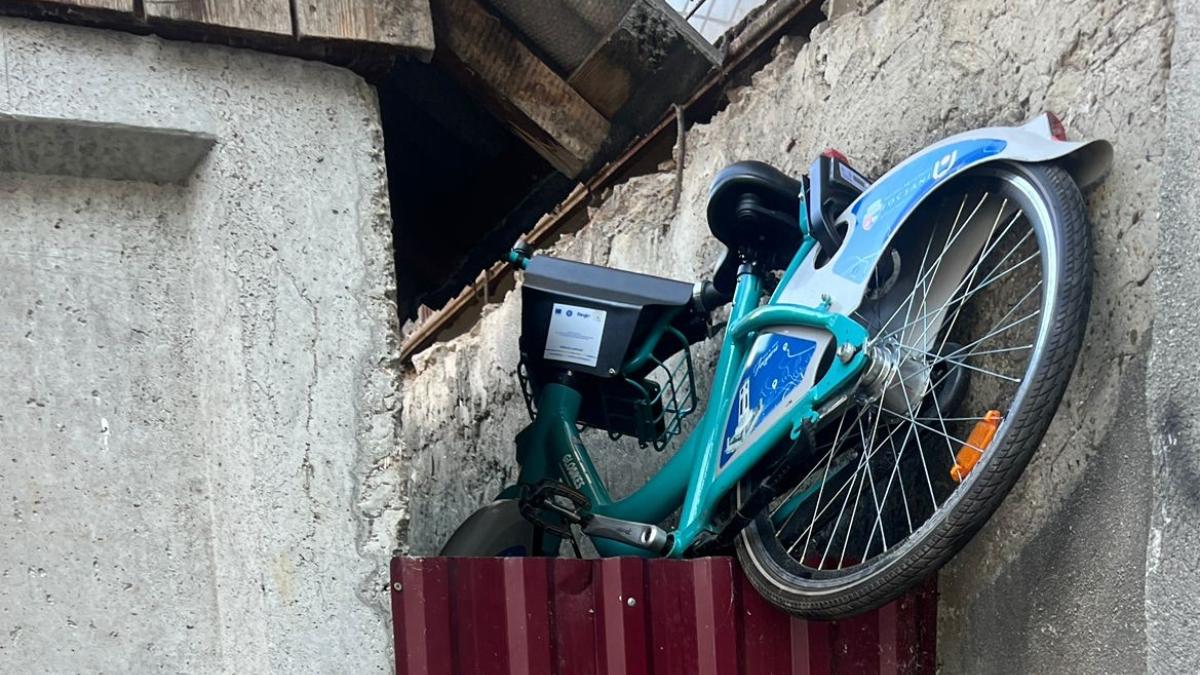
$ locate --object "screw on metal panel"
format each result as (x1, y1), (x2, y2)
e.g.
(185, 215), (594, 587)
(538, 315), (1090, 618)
(837, 343), (857, 363)
(392, 582), (403, 592)
(626, 597), (637, 607)
(608, 368), (617, 376)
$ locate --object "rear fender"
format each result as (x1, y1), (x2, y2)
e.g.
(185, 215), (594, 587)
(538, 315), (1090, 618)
(774, 113), (1112, 315)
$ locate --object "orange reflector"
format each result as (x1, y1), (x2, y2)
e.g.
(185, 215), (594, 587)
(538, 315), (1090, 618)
(950, 410), (1002, 483)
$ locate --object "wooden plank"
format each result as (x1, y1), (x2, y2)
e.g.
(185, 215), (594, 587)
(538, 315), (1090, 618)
(294, 0), (434, 56)
(144, 0), (292, 36)
(486, 0), (632, 73)
(34, 0), (132, 10)
(566, 46), (632, 119)
(430, 0), (610, 178)
(568, 0), (718, 122)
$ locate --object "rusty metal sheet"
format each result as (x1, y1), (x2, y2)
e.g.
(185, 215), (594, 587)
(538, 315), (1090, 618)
(391, 556), (936, 674)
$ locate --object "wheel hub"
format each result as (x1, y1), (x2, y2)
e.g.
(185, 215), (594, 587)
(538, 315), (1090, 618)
(861, 338), (931, 416)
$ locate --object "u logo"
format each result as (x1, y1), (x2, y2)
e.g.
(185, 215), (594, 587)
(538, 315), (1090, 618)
(932, 149), (958, 180)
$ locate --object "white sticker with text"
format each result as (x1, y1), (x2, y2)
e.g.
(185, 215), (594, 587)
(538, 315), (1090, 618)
(544, 303), (607, 367)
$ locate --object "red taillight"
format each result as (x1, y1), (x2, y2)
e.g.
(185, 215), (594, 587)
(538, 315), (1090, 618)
(1046, 112), (1068, 141)
(822, 148), (851, 164)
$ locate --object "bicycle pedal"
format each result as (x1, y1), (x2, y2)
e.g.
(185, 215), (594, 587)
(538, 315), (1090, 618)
(519, 480), (591, 536)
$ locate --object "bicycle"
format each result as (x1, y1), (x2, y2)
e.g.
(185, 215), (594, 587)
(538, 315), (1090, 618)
(442, 113), (1112, 618)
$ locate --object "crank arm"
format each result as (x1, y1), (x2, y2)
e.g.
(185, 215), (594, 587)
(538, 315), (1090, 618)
(582, 514), (672, 555)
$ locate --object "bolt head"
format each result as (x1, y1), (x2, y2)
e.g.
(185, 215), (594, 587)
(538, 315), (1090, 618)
(626, 597), (637, 607)
(392, 582), (403, 592)
(837, 343), (857, 363)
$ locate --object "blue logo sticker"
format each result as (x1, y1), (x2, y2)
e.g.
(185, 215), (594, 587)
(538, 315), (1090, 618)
(833, 139), (1007, 283)
(720, 333), (818, 468)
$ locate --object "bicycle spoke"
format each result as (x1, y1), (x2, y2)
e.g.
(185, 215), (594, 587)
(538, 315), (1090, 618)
(893, 343), (1020, 383)
(788, 420), (910, 556)
(878, 408), (987, 453)
(882, 232), (1038, 344)
(855, 415), (891, 561)
(910, 199), (1010, 354)
(873, 193), (983, 339)
(894, 364), (941, 506)
(832, 393), (890, 569)
(930, 205), (1018, 359)
(781, 411), (853, 561)
(886, 429), (914, 534)
(880, 207), (1033, 344)
(819, 364), (896, 569)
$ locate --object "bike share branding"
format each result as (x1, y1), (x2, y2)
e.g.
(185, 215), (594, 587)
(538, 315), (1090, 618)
(832, 139), (1007, 284)
(720, 333), (817, 469)
(543, 302), (607, 367)
(560, 454), (587, 491)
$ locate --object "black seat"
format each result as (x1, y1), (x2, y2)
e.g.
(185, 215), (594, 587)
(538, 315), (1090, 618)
(706, 161), (805, 293)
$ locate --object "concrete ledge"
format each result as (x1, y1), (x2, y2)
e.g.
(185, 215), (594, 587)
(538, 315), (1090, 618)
(0, 113), (215, 184)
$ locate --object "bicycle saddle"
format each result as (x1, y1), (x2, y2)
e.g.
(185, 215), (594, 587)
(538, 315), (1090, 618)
(706, 160), (805, 293)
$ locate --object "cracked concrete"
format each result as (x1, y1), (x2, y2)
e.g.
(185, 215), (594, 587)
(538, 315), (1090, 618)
(0, 17), (400, 674)
(399, 0), (1180, 670)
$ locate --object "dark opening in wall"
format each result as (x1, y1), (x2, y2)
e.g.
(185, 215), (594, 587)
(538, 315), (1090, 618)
(377, 59), (560, 321)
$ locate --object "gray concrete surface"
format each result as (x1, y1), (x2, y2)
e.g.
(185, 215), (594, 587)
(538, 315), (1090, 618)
(0, 113), (215, 184)
(1146, 0), (1200, 671)
(0, 18), (401, 674)
(399, 0), (1178, 670)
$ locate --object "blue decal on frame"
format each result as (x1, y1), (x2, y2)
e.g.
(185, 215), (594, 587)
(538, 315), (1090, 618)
(720, 333), (818, 468)
(833, 139), (1007, 283)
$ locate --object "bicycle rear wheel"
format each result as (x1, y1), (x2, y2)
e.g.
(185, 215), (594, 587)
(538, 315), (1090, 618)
(736, 161), (1092, 619)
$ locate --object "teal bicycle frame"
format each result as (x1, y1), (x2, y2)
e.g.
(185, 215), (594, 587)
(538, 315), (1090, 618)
(494, 115), (1114, 559)
(506, 208), (871, 558)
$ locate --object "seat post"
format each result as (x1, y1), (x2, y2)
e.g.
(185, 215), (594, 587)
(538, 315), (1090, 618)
(729, 255), (765, 320)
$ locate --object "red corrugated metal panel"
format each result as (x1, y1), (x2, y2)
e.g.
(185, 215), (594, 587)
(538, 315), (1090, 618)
(390, 556), (936, 675)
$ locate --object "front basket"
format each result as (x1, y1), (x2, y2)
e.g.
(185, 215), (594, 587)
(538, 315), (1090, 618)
(518, 326), (697, 451)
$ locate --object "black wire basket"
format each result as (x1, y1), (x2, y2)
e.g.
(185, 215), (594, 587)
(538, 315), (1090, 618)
(518, 325), (698, 451)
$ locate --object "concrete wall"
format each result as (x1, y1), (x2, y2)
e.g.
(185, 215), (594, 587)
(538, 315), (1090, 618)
(0, 18), (402, 674)
(1146, 0), (1200, 671)
(399, 0), (1179, 670)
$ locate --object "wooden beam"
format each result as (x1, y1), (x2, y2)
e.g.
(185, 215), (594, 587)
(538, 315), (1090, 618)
(144, 0), (292, 36)
(34, 0), (131, 10)
(430, 0), (610, 178)
(568, 0), (718, 121)
(294, 0), (435, 58)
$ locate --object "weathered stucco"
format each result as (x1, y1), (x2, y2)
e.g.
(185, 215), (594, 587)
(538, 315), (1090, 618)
(399, 0), (1176, 670)
(0, 18), (401, 674)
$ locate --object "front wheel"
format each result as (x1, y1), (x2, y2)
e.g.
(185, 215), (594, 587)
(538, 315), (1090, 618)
(737, 162), (1092, 619)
